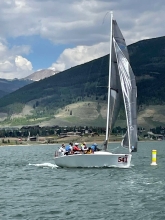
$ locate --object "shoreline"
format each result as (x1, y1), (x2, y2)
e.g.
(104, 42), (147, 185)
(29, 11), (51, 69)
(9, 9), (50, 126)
(0, 134), (160, 148)
(0, 139), (161, 148)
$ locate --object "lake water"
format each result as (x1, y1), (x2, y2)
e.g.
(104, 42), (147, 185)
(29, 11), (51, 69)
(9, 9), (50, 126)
(0, 141), (165, 220)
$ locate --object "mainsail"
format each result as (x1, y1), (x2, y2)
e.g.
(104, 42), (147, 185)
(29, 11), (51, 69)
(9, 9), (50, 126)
(109, 20), (130, 130)
(104, 15), (137, 153)
(104, 19), (126, 150)
(114, 39), (137, 152)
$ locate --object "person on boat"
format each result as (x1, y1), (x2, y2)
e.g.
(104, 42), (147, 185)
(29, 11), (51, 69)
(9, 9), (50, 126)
(59, 143), (65, 152)
(91, 143), (101, 152)
(58, 143), (66, 156)
(65, 142), (73, 155)
(73, 143), (81, 154)
(81, 142), (88, 153)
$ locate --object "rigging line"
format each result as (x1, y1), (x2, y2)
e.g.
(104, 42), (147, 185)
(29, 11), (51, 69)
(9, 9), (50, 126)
(95, 56), (106, 95)
(102, 11), (111, 24)
(83, 61), (94, 97)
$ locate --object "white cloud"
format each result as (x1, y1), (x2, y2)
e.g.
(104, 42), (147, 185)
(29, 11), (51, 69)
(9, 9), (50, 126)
(0, 60), (13, 71)
(0, 0), (165, 78)
(51, 42), (108, 71)
(15, 56), (32, 71)
(0, 40), (33, 79)
(0, 0), (164, 44)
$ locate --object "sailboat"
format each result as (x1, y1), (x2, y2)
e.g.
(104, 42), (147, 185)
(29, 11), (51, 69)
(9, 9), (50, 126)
(55, 12), (137, 168)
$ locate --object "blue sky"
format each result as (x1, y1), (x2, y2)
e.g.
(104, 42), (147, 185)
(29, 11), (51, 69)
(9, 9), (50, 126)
(8, 35), (73, 70)
(0, 0), (164, 79)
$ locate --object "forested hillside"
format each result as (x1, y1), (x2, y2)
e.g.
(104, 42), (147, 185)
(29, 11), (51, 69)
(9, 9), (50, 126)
(128, 36), (165, 105)
(0, 78), (31, 98)
(0, 55), (109, 111)
(0, 36), (165, 127)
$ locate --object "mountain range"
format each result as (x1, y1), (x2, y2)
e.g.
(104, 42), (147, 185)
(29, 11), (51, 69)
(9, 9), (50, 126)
(0, 36), (165, 129)
(0, 69), (58, 98)
(24, 69), (58, 81)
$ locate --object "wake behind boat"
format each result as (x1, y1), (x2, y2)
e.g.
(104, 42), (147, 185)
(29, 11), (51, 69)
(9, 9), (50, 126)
(55, 11), (137, 168)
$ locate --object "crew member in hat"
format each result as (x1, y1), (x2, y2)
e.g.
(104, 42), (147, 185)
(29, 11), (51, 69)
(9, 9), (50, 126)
(73, 142), (81, 153)
(81, 142), (88, 152)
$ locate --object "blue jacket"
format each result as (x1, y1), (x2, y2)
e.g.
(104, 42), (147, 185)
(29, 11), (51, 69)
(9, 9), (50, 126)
(91, 145), (97, 151)
(65, 145), (71, 152)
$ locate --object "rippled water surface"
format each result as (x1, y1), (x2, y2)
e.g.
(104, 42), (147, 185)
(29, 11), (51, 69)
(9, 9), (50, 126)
(0, 142), (165, 220)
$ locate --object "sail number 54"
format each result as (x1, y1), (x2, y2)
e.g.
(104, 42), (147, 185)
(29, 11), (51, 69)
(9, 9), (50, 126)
(118, 156), (127, 163)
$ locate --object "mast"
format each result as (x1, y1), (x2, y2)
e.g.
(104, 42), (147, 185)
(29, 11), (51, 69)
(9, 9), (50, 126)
(104, 11), (113, 151)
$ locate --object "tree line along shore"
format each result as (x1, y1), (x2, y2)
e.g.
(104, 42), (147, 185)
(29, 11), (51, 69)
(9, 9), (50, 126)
(0, 124), (162, 146)
(0, 133), (150, 146)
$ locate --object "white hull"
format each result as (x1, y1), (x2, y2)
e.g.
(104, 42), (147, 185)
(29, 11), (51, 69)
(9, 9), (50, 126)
(55, 151), (132, 168)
